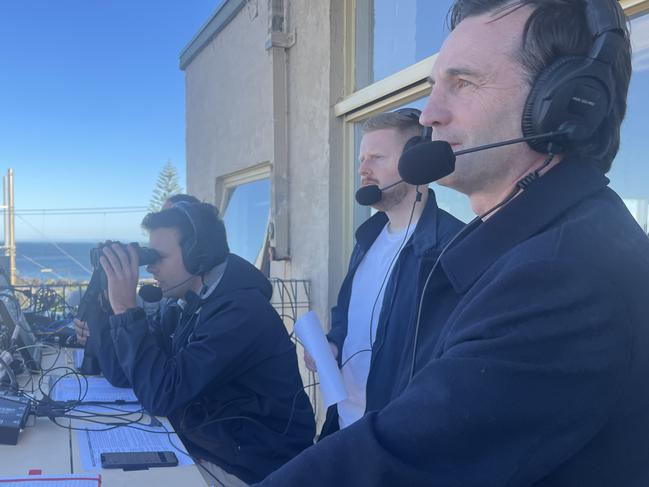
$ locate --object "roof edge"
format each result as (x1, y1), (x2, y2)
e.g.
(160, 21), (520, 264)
(179, 0), (247, 71)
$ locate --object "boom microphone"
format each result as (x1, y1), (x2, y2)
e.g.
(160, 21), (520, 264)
(138, 284), (163, 303)
(398, 130), (568, 185)
(355, 180), (404, 206)
(397, 141), (456, 186)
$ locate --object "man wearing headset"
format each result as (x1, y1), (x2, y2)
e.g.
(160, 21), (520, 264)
(86, 202), (315, 486)
(258, 1), (649, 485)
(73, 194), (201, 344)
(306, 110), (462, 438)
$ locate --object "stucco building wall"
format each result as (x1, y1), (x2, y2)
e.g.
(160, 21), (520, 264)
(184, 1), (274, 203)
(183, 0), (344, 328)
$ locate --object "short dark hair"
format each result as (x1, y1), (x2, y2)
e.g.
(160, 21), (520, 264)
(448, 0), (631, 172)
(142, 202), (229, 271)
(362, 110), (424, 144)
(165, 193), (200, 206)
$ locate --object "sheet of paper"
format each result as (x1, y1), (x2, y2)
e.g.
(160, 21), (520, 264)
(51, 376), (137, 403)
(0, 474), (101, 486)
(73, 349), (84, 370)
(294, 311), (347, 407)
(73, 406), (193, 470)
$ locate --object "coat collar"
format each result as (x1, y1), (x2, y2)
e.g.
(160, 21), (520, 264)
(354, 189), (442, 257)
(440, 159), (610, 294)
(178, 260), (227, 311)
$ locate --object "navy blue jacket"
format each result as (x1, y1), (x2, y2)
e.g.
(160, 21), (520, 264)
(87, 254), (315, 484)
(257, 159), (649, 486)
(321, 190), (463, 436)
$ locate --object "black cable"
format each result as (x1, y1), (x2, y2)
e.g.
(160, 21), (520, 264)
(173, 382), (321, 439)
(9, 297), (318, 475)
(0, 353), (18, 391)
(47, 407), (147, 429)
(36, 365), (319, 449)
(340, 348), (372, 368)
(7, 352), (311, 487)
(52, 410), (225, 487)
(344, 186), (422, 368)
(282, 382), (319, 435)
(0, 342), (154, 432)
(408, 154), (555, 382)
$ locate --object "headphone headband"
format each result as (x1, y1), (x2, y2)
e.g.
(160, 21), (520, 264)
(171, 201), (228, 276)
(587, 0), (626, 40)
(394, 107), (432, 141)
(521, 0), (627, 154)
(173, 201), (199, 243)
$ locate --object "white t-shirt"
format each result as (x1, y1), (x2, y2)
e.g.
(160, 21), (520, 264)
(337, 222), (415, 429)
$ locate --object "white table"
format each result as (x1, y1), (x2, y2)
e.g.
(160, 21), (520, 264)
(0, 347), (207, 486)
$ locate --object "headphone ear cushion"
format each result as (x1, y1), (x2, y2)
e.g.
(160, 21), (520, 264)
(522, 56), (579, 153)
(181, 238), (199, 275)
(403, 136), (422, 154)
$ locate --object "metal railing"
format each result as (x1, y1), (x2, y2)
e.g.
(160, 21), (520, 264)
(268, 278), (319, 416)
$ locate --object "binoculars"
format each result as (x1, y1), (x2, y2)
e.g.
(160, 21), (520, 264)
(89, 242), (160, 269)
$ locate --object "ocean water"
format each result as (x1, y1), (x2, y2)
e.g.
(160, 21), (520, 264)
(14, 241), (151, 283)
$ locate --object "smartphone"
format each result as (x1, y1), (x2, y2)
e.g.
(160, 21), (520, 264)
(100, 451), (179, 470)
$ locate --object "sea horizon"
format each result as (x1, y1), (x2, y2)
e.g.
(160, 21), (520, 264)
(13, 241), (149, 284)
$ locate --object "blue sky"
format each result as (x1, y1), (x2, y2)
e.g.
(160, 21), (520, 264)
(0, 0), (221, 242)
(2, 2), (648, 243)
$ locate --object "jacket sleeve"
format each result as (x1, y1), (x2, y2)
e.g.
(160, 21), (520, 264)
(85, 305), (131, 388)
(326, 302), (346, 364)
(326, 246), (361, 362)
(256, 260), (631, 486)
(109, 291), (280, 416)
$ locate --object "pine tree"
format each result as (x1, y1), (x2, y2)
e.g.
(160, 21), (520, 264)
(149, 160), (183, 212)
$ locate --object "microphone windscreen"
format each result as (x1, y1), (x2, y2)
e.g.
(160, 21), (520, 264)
(355, 185), (382, 206)
(398, 141), (456, 185)
(138, 284), (163, 303)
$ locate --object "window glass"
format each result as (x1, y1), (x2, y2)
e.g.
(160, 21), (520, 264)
(356, 0), (453, 88)
(222, 178), (270, 265)
(608, 13), (649, 232)
(351, 11), (649, 232)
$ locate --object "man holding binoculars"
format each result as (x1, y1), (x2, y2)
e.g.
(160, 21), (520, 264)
(83, 201), (315, 486)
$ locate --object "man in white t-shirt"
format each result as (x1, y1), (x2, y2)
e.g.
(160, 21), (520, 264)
(305, 109), (463, 436)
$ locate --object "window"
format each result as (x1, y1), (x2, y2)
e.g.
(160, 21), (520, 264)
(219, 165), (271, 271)
(608, 11), (649, 231)
(342, 1), (649, 255)
(356, 0), (453, 88)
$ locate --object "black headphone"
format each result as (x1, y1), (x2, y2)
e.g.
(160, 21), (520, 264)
(395, 108), (433, 153)
(173, 202), (227, 276)
(522, 0), (627, 154)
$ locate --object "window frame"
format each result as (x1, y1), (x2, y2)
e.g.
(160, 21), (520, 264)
(217, 162), (272, 211)
(216, 162), (272, 270)
(338, 0), (649, 261)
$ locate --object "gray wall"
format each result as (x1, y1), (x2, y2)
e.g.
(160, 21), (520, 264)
(282, 0), (340, 328)
(185, 0), (273, 202)
(184, 0), (345, 330)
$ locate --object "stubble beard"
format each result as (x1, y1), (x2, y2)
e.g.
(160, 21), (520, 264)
(372, 183), (410, 213)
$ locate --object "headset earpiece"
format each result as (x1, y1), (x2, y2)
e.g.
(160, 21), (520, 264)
(173, 202), (224, 276)
(396, 108), (431, 155)
(403, 136), (423, 153)
(521, 0), (625, 154)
